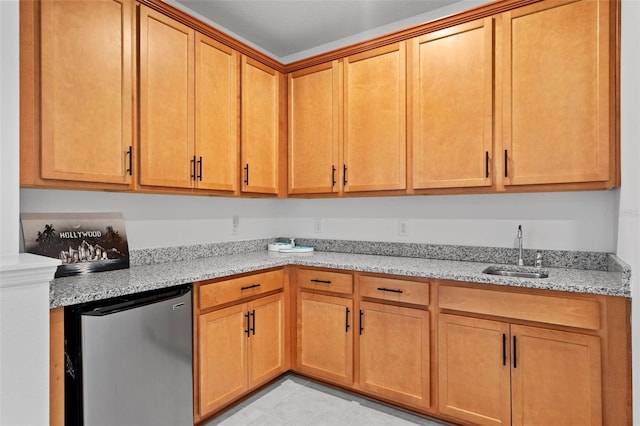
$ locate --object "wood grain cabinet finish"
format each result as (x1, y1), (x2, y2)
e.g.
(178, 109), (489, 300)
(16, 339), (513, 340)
(288, 61), (341, 194)
(438, 313), (602, 426)
(198, 292), (285, 418)
(296, 292), (353, 386)
(139, 8), (239, 192)
(241, 57), (284, 195)
(411, 18), (494, 189)
(38, 0), (133, 185)
(359, 301), (430, 410)
(138, 6), (195, 188)
(501, 0), (615, 187)
(343, 43), (407, 192)
(195, 34), (240, 192)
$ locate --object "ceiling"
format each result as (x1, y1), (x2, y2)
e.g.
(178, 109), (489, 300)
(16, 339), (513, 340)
(170, 0), (464, 63)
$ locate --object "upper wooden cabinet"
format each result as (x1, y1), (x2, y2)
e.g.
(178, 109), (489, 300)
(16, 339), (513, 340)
(195, 34), (240, 192)
(343, 43), (407, 193)
(241, 57), (284, 195)
(412, 18), (494, 189)
(501, 0), (615, 187)
(138, 6), (194, 189)
(24, 0), (133, 187)
(139, 7), (239, 192)
(288, 62), (340, 194)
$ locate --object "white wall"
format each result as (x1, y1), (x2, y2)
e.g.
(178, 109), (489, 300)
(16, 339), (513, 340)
(20, 189), (618, 252)
(0, 0), (20, 257)
(617, 0), (640, 420)
(20, 189), (283, 249)
(280, 191), (618, 251)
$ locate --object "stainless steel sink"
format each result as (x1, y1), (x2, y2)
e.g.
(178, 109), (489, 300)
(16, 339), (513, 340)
(482, 266), (549, 279)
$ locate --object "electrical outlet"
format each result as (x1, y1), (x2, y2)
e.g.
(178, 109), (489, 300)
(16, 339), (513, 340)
(398, 220), (409, 237)
(314, 218), (322, 234)
(232, 215), (239, 235)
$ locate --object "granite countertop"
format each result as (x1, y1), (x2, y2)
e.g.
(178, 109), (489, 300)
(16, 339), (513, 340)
(50, 249), (630, 308)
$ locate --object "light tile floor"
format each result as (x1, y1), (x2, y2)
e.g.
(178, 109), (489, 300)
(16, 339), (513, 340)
(203, 374), (451, 426)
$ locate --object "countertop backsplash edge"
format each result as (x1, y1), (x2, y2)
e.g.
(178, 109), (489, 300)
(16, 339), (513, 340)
(134, 237), (615, 271)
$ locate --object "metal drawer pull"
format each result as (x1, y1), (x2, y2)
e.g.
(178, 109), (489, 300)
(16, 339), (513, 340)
(240, 284), (261, 291)
(377, 287), (403, 294)
(310, 279), (331, 284)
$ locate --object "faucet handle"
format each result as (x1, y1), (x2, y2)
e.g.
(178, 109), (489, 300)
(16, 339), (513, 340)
(535, 251), (543, 268)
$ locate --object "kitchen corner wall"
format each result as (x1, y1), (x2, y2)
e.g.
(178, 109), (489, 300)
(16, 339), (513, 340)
(617, 0), (640, 420)
(21, 188), (618, 253)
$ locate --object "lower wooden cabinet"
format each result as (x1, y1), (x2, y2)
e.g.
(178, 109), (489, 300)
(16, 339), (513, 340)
(296, 291), (354, 386)
(438, 313), (602, 426)
(359, 301), (430, 410)
(198, 292), (285, 418)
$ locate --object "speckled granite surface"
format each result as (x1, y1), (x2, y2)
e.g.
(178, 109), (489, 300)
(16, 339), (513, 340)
(50, 249), (630, 308)
(292, 239), (611, 271)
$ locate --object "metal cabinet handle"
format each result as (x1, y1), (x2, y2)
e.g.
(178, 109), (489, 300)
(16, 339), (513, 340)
(197, 156), (203, 181)
(240, 284), (261, 291)
(331, 165), (336, 187)
(377, 287), (403, 294)
(245, 312), (251, 337)
(502, 333), (507, 366)
(343, 164), (347, 186)
(250, 309), (256, 336)
(359, 310), (364, 335)
(244, 164), (249, 185)
(191, 156), (197, 181)
(513, 335), (517, 368)
(310, 279), (331, 284)
(345, 307), (350, 332)
(125, 146), (132, 175)
(504, 150), (508, 178)
(485, 151), (489, 178)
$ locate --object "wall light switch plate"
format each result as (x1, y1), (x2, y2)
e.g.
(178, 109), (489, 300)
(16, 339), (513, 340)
(314, 218), (322, 234)
(232, 215), (239, 235)
(398, 219), (409, 237)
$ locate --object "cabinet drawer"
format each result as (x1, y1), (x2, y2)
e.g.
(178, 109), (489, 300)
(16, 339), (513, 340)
(297, 268), (353, 294)
(200, 269), (284, 310)
(360, 276), (429, 307)
(438, 285), (601, 330)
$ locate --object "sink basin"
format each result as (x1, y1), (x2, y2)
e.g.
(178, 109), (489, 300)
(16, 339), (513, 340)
(482, 266), (549, 279)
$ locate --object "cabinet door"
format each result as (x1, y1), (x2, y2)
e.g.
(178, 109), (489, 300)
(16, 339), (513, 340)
(438, 314), (511, 426)
(412, 18), (493, 189)
(241, 57), (282, 194)
(359, 302), (430, 410)
(195, 33), (239, 192)
(247, 293), (286, 388)
(40, 0), (132, 184)
(199, 304), (248, 416)
(139, 6), (194, 188)
(344, 43), (406, 192)
(502, 0), (612, 186)
(297, 292), (353, 386)
(511, 325), (602, 426)
(288, 61), (340, 194)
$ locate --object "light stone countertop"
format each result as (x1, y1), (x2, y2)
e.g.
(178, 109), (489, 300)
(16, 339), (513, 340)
(50, 250), (630, 308)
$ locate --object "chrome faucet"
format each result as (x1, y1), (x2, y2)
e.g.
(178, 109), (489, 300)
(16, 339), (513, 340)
(517, 225), (524, 266)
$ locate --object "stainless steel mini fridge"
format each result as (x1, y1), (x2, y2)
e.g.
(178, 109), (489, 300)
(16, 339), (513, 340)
(65, 284), (193, 425)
